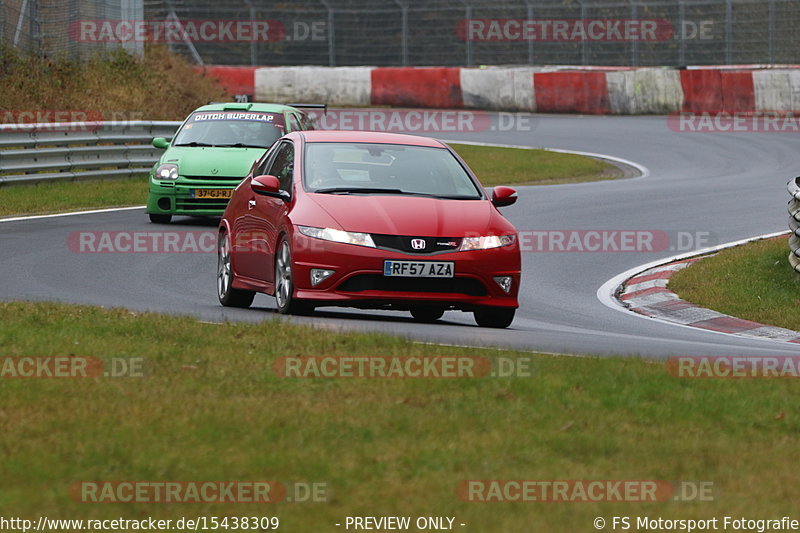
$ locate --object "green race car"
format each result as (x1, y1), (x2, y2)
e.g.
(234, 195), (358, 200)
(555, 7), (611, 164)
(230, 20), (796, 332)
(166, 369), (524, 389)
(146, 102), (318, 223)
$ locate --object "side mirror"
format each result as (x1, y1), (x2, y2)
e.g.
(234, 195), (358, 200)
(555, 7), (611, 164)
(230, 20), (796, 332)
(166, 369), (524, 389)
(491, 186), (517, 208)
(152, 137), (169, 149)
(251, 175), (284, 198)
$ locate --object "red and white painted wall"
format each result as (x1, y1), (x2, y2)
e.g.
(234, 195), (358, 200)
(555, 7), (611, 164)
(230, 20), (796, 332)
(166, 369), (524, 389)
(196, 64), (800, 115)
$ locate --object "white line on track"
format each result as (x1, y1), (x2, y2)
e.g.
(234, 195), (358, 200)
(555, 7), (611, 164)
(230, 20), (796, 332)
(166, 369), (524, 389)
(0, 205), (145, 223)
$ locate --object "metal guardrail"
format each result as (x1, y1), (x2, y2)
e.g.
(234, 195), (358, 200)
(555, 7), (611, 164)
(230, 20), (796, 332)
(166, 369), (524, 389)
(0, 121), (181, 186)
(788, 177), (800, 271)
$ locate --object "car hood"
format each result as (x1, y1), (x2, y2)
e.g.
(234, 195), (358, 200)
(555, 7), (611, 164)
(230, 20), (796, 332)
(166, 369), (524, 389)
(306, 193), (511, 236)
(162, 146), (266, 177)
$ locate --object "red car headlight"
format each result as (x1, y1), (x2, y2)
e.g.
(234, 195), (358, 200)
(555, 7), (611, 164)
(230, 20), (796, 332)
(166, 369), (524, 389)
(298, 225), (376, 248)
(459, 234), (516, 251)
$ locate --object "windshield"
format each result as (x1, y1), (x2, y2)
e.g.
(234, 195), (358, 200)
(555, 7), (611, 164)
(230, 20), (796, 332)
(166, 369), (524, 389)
(173, 111), (286, 149)
(303, 143), (483, 199)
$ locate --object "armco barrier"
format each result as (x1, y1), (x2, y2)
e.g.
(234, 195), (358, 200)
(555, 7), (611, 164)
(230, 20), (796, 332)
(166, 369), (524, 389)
(246, 65), (800, 115)
(0, 121), (181, 186)
(788, 177), (800, 272)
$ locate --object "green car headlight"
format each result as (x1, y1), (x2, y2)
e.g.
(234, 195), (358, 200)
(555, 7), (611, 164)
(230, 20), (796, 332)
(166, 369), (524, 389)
(298, 226), (376, 248)
(459, 234), (516, 251)
(155, 163), (179, 180)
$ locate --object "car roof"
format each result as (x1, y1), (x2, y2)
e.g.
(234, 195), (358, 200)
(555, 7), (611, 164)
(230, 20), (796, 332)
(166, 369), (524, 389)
(299, 130), (445, 148)
(193, 102), (302, 114)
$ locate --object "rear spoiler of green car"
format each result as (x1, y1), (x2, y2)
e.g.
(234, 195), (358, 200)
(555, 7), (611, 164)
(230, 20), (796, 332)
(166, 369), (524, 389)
(204, 102), (255, 110)
(288, 104), (328, 115)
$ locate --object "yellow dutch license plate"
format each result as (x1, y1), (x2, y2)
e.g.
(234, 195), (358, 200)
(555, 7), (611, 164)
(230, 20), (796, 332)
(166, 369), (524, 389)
(191, 189), (232, 199)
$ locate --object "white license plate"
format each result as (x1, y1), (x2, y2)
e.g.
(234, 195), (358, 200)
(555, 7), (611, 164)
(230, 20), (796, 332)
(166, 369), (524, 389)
(383, 260), (454, 278)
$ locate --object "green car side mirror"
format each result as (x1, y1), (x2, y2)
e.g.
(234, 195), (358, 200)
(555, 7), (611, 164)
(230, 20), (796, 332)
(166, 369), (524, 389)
(152, 137), (169, 149)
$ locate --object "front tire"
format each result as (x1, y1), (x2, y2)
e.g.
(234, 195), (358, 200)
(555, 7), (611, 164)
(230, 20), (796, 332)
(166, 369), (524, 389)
(149, 213), (172, 224)
(473, 307), (515, 328)
(217, 232), (255, 308)
(274, 238), (314, 316)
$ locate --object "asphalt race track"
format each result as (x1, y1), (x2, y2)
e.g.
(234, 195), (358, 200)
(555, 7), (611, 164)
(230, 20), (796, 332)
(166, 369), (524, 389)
(3, 114), (799, 358)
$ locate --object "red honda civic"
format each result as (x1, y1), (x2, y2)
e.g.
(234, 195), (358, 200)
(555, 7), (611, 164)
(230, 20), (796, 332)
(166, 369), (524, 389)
(216, 130), (520, 328)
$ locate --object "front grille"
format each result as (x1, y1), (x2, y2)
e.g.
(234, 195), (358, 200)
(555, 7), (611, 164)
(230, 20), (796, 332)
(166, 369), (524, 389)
(337, 274), (487, 296)
(175, 198), (230, 211)
(371, 234), (462, 254)
(184, 175), (244, 181)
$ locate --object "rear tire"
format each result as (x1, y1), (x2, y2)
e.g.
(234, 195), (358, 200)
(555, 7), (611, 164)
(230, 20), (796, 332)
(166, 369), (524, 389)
(217, 232), (255, 308)
(473, 307), (515, 328)
(149, 213), (172, 224)
(274, 238), (314, 316)
(410, 306), (445, 322)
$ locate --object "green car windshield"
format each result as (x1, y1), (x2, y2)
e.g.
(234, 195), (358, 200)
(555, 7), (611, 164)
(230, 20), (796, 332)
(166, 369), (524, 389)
(304, 143), (483, 199)
(173, 111), (287, 149)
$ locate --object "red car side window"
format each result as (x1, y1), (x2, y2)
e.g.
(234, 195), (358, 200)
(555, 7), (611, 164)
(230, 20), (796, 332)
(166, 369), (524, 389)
(267, 142), (294, 193)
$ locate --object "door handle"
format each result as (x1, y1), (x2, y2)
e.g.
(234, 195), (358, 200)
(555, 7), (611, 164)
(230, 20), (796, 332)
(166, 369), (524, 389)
(248, 199), (256, 210)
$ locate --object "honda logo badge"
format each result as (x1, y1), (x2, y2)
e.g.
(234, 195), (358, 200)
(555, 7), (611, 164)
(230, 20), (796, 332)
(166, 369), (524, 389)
(411, 239), (426, 250)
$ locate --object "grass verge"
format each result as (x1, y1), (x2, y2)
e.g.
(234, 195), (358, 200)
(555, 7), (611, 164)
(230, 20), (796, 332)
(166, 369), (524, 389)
(0, 176), (148, 217)
(669, 236), (800, 331)
(450, 143), (621, 186)
(2, 300), (800, 528)
(0, 145), (617, 218)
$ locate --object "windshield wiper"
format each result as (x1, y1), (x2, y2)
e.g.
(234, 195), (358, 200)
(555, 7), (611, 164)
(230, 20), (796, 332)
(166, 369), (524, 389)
(428, 194), (481, 200)
(174, 142), (215, 147)
(216, 143), (269, 149)
(313, 187), (478, 199)
(313, 187), (409, 195)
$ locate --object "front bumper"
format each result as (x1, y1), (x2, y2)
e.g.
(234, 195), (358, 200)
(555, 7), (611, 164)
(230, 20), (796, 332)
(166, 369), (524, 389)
(146, 177), (241, 217)
(290, 233), (520, 310)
